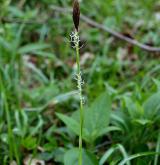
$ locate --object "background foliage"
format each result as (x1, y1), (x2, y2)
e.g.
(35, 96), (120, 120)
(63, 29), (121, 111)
(0, 0), (160, 164)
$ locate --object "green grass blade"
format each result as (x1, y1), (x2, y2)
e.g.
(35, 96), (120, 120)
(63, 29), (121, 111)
(119, 152), (160, 165)
(154, 133), (160, 165)
(99, 144), (130, 165)
(99, 146), (117, 165)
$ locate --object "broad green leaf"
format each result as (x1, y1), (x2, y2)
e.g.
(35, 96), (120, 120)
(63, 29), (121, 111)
(132, 119), (152, 125)
(84, 92), (111, 141)
(143, 92), (160, 119)
(56, 113), (88, 141)
(56, 113), (80, 135)
(124, 96), (144, 118)
(110, 112), (129, 133)
(124, 97), (137, 117)
(64, 148), (98, 165)
(97, 126), (121, 138)
(57, 92), (111, 143)
(153, 79), (160, 91)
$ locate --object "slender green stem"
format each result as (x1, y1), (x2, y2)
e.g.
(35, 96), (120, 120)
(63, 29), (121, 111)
(0, 70), (20, 164)
(74, 31), (84, 165)
(0, 71), (12, 162)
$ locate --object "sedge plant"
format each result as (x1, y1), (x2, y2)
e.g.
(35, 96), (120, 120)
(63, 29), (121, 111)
(71, 1), (84, 164)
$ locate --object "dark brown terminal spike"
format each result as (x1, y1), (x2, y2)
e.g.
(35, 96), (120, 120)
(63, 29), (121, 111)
(73, 0), (80, 31)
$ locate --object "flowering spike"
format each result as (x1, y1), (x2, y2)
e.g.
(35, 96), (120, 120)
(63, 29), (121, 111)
(73, 0), (80, 32)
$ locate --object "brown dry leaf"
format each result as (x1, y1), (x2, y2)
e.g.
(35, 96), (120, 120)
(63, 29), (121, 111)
(23, 155), (45, 165)
(80, 52), (94, 65)
(117, 47), (127, 61)
(10, 161), (17, 165)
